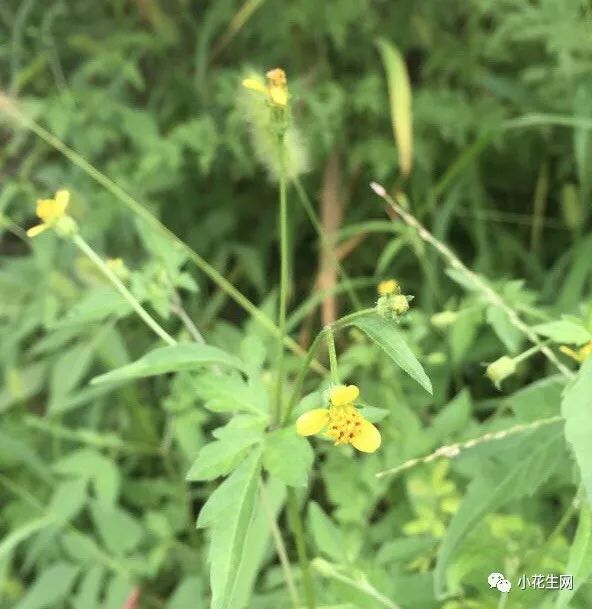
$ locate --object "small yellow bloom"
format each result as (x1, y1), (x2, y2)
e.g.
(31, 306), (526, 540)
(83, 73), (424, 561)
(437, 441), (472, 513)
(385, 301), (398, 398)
(27, 190), (70, 237)
(560, 341), (592, 363)
(377, 279), (400, 296)
(296, 384), (381, 453)
(242, 68), (289, 108)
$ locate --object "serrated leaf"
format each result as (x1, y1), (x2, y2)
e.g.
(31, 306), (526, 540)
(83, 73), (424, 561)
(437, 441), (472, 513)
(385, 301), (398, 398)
(186, 432), (261, 482)
(349, 313), (432, 395)
(91, 343), (245, 385)
(376, 38), (413, 177)
(197, 450), (262, 609)
(555, 502), (592, 609)
(434, 426), (565, 597)
(562, 357), (592, 501)
(263, 428), (313, 487)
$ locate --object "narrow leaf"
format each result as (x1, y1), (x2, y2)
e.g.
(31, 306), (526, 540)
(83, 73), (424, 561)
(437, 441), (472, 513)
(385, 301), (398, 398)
(91, 343), (245, 385)
(197, 450), (262, 609)
(376, 38), (413, 177)
(349, 313), (432, 394)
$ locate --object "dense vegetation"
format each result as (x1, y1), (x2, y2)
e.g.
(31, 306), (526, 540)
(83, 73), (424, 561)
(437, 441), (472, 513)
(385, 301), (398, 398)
(1, 1), (592, 608)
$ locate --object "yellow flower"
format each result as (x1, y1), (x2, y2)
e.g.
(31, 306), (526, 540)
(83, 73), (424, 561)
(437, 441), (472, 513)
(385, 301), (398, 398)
(377, 279), (400, 296)
(242, 67), (289, 108)
(27, 190), (70, 237)
(296, 384), (381, 453)
(560, 341), (592, 363)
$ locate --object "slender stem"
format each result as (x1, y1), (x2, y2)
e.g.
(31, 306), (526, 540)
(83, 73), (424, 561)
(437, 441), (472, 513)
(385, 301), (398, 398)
(331, 308), (376, 330)
(325, 327), (339, 384)
(274, 141), (289, 424)
(259, 480), (299, 608)
(0, 96), (325, 374)
(375, 415), (563, 479)
(370, 182), (575, 380)
(292, 177), (362, 310)
(283, 329), (326, 425)
(286, 489), (316, 609)
(513, 340), (550, 364)
(72, 234), (177, 346)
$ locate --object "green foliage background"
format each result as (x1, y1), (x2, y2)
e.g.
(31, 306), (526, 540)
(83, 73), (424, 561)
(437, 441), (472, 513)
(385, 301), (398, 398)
(1, 1), (592, 608)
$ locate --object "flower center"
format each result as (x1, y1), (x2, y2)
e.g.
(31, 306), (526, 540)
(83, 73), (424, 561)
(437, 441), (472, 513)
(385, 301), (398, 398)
(327, 404), (363, 445)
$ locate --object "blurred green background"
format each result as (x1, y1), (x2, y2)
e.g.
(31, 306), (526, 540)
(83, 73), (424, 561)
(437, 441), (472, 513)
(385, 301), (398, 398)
(1, 1), (592, 608)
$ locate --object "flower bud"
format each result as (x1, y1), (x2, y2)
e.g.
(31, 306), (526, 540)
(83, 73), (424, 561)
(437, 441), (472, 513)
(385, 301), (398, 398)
(485, 356), (516, 389)
(53, 215), (78, 237)
(431, 310), (458, 328)
(392, 294), (410, 315)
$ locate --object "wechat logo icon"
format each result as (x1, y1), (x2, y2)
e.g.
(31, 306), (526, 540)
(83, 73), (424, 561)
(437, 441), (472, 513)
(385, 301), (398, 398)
(488, 572), (512, 593)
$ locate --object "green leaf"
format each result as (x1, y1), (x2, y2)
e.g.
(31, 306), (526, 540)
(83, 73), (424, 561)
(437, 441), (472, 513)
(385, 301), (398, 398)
(555, 502), (592, 609)
(48, 478), (87, 523)
(53, 448), (120, 505)
(197, 450), (262, 609)
(14, 562), (79, 609)
(91, 343), (245, 385)
(0, 517), (52, 562)
(349, 313), (432, 395)
(486, 306), (524, 354)
(51, 288), (131, 329)
(562, 357), (592, 501)
(72, 566), (104, 609)
(89, 500), (143, 556)
(308, 501), (347, 562)
(227, 478), (286, 609)
(186, 431), (261, 481)
(263, 428), (313, 487)
(376, 38), (413, 177)
(534, 319), (592, 345)
(434, 426), (565, 597)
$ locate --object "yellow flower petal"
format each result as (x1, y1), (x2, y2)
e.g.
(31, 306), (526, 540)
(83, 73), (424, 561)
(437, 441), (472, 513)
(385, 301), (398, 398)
(54, 189), (70, 213)
(351, 419), (381, 453)
(268, 86), (288, 107)
(26, 223), (49, 238)
(242, 78), (267, 94)
(560, 345), (582, 362)
(296, 408), (329, 436)
(377, 279), (399, 296)
(330, 384), (359, 407)
(35, 198), (57, 222)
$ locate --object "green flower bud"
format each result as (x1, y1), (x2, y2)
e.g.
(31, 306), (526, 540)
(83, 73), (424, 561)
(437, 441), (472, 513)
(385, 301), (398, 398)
(485, 356), (516, 389)
(53, 215), (78, 237)
(431, 310), (458, 328)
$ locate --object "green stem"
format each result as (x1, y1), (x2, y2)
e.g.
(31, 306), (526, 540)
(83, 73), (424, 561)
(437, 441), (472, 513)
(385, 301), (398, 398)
(283, 329), (326, 425)
(331, 307), (375, 330)
(0, 98), (326, 374)
(292, 177), (362, 310)
(72, 234), (177, 346)
(325, 327), (339, 384)
(513, 340), (551, 364)
(286, 488), (316, 609)
(274, 146), (289, 425)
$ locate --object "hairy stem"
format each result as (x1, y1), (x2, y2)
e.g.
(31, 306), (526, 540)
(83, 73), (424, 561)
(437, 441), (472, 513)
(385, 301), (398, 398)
(370, 182), (575, 380)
